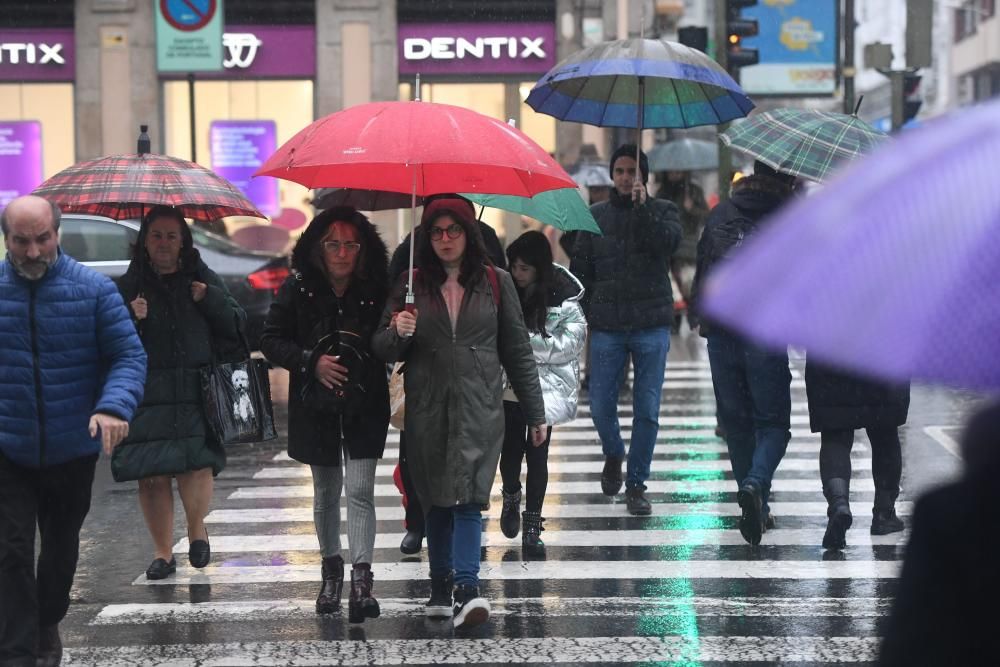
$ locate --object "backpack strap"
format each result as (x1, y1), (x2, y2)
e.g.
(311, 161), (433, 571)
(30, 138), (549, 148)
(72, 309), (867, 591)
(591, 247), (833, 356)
(484, 264), (501, 309)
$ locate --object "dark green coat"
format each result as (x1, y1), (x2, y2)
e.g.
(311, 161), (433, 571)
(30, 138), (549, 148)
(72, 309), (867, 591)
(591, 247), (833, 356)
(112, 254), (243, 481)
(372, 268), (545, 508)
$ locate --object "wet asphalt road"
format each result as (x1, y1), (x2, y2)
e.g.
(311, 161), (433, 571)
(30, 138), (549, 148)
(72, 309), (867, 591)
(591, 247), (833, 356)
(54, 330), (982, 666)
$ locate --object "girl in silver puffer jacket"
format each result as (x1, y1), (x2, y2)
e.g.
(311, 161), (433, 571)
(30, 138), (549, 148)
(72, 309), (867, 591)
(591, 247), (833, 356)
(499, 231), (588, 556)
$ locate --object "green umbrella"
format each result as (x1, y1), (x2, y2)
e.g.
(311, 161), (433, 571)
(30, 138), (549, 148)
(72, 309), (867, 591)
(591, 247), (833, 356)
(720, 108), (889, 182)
(461, 188), (601, 234)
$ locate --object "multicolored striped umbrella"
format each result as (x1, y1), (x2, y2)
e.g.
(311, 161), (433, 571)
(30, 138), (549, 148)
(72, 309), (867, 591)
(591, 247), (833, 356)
(32, 153), (264, 221)
(720, 109), (889, 183)
(526, 38), (754, 130)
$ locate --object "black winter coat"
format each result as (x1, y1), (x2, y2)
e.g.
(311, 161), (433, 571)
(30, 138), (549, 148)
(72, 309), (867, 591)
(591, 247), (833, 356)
(690, 176), (790, 336)
(388, 221), (506, 282)
(112, 254), (243, 481)
(259, 220), (390, 467)
(569, 189), (681, 331)
(805, 361), (910, 432)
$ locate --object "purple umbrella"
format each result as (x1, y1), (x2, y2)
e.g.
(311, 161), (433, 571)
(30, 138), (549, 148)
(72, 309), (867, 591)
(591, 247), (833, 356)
(701, 98), (1000, 391)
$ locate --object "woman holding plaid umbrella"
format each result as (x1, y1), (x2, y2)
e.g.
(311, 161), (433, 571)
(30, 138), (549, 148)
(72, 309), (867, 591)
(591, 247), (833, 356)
(112, 205), (245, 580)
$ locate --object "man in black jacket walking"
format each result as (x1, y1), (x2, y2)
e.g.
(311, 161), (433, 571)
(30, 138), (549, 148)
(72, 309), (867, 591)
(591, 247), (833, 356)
(570, 145), (682, 515)
(690, 162), (797, 545)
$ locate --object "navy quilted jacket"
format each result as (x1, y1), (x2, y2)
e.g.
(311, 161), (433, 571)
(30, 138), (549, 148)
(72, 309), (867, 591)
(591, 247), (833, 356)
(0, 251), (147, 468)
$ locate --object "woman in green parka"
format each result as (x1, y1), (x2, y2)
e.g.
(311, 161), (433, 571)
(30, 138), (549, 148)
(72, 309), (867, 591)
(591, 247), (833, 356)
(113, 205), (244, 580)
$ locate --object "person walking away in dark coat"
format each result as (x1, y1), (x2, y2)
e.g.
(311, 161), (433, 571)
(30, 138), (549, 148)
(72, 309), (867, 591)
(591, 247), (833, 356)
(690, 162), (797, 545)
(113, 205), (245, 581)
(879, 399), (1000, 666)
(805, 362), (909, 550)
(373, 196), (546, 629)
(569, 144), (682, 516)
(500, 231), (587, 557)
(260, 206), (390, 624)
(387, 207), (507, 555)
(0, 195), (146, 667)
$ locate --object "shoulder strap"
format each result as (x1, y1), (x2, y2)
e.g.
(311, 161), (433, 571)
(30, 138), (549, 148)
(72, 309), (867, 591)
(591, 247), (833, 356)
(485, 265), (501, 308)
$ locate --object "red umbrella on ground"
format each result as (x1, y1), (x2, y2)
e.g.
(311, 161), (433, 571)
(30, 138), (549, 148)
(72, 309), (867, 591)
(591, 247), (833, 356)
(255, 100), (577, 304)
(33, 152), (264, 221)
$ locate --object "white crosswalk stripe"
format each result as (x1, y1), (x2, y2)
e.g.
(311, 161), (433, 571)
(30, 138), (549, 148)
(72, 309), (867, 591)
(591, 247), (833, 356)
(78, 357), (908, 667)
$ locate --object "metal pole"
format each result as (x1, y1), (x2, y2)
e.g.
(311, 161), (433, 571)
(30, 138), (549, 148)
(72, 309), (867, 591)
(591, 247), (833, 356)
(187, 72), (197, 162)
(843, 0), (856, 115)
(890, 70), (904, 132)
(715, 0), (732, 201)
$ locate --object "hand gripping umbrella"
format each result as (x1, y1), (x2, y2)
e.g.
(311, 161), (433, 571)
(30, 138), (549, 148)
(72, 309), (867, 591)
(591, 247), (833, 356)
(254, 100), (577, 309)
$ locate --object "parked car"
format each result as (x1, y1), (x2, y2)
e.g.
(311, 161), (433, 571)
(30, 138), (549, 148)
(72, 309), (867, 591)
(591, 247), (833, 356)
(57, 214), (289, 349)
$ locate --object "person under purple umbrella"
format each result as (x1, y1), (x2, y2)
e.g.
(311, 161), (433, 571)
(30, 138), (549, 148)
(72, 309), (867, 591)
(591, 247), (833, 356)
(690, 161), (798, 545)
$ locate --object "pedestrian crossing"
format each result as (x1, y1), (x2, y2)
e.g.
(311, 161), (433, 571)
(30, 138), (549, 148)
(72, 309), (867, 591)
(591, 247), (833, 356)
(65, 358), (904, 666)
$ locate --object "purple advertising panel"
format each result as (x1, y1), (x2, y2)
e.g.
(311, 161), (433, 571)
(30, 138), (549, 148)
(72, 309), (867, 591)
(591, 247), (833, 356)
(162, 25), (315, 79)
(209, 120), (279, 217)
(0, 121), (43, 209)
(0, 29), (75, 82)
(398, 22), (556, 76)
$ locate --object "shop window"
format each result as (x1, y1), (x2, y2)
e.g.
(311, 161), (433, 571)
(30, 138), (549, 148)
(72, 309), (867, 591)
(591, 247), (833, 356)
(163, 79), (314, 229)
(0, 83), (75, 180)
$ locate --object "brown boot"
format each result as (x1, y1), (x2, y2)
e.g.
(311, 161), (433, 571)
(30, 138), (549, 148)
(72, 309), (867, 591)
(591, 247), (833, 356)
(348, 563), (380, 623)
(315, 555), (344, 614)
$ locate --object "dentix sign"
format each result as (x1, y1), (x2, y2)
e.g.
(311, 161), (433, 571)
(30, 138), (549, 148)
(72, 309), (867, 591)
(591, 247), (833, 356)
(398, 22), (555, 76)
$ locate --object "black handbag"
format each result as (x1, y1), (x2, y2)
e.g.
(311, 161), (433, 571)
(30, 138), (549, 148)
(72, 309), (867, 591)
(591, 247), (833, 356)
(201, 330), (278, 445)
(301, 329), (371, 417)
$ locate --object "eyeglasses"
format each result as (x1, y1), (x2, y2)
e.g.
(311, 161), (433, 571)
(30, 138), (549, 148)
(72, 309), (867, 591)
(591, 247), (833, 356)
(429, 223), (465, 241)
(322, 241), (361, 254)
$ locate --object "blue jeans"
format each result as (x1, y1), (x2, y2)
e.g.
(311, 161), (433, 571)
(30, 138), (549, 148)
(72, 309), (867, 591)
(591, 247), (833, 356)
(706, 330), (791, 516)
(589, 326), (671, 489)
(426, 504), (482, 588)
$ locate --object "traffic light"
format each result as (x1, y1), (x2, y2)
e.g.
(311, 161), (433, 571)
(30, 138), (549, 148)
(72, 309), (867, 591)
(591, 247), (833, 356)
(903, 72), (922, 125)
(726, 0), (759, 73)
(678, 26), (709, 54)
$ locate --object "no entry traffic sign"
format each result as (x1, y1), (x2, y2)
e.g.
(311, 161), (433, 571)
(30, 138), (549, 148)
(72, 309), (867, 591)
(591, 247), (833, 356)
(160, 0), (218, 33)
(156, 0), (223, 72)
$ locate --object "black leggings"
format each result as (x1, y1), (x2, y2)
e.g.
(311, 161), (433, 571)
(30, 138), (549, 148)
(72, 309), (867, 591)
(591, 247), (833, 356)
(820, 426), (902, 491)
(499, 401), (552, 513)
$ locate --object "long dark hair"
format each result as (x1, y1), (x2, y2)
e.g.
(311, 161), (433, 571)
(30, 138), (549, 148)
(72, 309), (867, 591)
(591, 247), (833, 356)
(506, 230), (553, 335)
(415, 195), (490, 288)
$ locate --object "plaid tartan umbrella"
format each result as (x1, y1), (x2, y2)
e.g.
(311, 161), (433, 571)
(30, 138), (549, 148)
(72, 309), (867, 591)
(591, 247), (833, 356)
(32, 153), (264, 221)
(720, 109), (889, 183)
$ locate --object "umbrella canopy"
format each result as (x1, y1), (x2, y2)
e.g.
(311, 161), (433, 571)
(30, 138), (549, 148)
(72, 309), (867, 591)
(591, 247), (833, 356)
(700, 98), (1000, 391)
(462, 190), (601, 234)
(526, 38), (754, 129)
(254, 100), (576, 197)
(720, 109), (889, 183)
(648, 137), (719, 171)
(313, 187), (600, 234)
(32, 153), (264, 221)
(570, 163), (614, 188)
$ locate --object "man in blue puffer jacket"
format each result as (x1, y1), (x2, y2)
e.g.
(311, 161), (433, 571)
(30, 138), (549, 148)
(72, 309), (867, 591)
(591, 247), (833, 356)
(0, 195), (146, 667)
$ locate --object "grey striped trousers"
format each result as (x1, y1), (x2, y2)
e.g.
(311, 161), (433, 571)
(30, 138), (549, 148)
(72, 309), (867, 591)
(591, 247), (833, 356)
(310, 450), (377, 565)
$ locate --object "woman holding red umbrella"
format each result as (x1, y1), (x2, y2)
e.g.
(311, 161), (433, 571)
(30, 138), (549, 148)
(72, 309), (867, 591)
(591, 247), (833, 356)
(374, 196), (546, 629)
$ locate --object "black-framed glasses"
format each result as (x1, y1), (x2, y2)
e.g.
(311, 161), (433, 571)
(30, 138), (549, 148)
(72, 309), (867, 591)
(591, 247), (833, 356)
(322, 240), (361, 254)
(429, 223), (464, 241)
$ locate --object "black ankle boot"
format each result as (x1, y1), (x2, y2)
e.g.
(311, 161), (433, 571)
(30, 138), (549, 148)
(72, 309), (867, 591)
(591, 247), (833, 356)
(521, 511), (545, 557)
(500, 489), (521, 538)
(822, 478), (853, 550)
(315, 555), (344, 614)
(348, 563), (380, 623)
(871, 487), (905, 535)
(426, 570), (454, 618)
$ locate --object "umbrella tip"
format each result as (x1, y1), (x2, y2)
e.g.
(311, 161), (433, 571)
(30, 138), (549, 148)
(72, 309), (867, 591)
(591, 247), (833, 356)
(137, 124), (151, 156)
(414, 73), (421, 101)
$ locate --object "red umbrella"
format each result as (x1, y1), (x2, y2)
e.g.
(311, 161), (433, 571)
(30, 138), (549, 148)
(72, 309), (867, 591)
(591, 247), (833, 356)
(254, 101), (575, 197)
(33, 153), (264, 221)
(256, 100), (576, 304)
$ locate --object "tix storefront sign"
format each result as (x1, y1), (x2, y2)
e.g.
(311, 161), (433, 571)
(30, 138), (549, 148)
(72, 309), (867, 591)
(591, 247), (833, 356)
(398, 22), (556, 76)
(0, 29), (74, 82)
